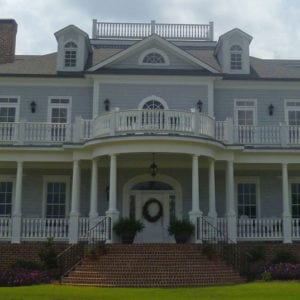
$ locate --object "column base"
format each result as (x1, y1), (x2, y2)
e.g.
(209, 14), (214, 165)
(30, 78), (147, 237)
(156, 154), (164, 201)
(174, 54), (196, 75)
(207, 212), (217, 228)
(226, 213), (237, 243)
(189, 210), (202, 243)
(11, 215), (22, 244)
(282, 214), (292, 244)
(89, 213), (99, 229)
(69, 214), (79, 244)
(106, 210), (120, 243)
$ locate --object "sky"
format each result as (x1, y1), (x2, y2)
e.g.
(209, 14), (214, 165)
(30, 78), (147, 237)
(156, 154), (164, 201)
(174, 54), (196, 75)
(0, 0), (300, 59)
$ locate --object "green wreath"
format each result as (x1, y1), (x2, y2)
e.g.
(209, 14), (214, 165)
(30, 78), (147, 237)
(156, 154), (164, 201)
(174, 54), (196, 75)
(142, 198), (163, 223)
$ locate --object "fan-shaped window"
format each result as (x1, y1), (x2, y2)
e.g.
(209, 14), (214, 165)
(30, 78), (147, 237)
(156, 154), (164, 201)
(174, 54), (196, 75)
(64, 41), (77, 67)
(143, 52), (165, 64)
(132, 181), (173, 190)
(142, 100), (165, 110)
(230, 44), (242, 70)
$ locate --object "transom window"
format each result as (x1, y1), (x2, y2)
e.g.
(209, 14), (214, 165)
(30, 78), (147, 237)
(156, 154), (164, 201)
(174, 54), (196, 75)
(46, 182), (66, 218)
(64, 41), (77, 67)
(237, 182), (257, 218)
(143, 53), (165, 64)
(48, 98), (71, 124)
(230, 45), (242, 70)
(0, 181), (13, 216)
(142, 100), (165, 110)
(291, 183), (300, 218)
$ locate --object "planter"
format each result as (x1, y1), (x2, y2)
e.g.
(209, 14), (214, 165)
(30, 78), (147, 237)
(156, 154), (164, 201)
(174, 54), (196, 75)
(174, 233), (191, 244)
(121, 234), (136, 244)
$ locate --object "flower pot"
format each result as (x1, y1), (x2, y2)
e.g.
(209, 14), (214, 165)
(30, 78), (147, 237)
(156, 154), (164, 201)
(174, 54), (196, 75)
(174, 233), (190, 244)
(121, 234), (135, 244)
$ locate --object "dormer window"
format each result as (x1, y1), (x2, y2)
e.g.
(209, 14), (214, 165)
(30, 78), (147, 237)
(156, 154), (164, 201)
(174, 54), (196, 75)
(230, 45), (242, 70)
(139, 48), (169, 66)
(64, 41), (77, 67)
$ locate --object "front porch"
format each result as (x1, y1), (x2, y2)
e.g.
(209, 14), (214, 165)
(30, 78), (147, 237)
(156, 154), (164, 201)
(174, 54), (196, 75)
(0, 153), (299, 244)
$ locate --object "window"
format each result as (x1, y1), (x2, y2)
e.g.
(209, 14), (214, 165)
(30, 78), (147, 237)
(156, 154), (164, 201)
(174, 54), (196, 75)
(64, 41), (77, 67)
(0, 181), (13, 216)
(291, 183), (300, 218)
(142, 100), (165, 110)
(230, 45), (242, 70)
(43, 176), (70, 218)
(48, 97), (71, 141)
(285, 100), (300, 143)
(237, 182), (258, 218)
(234, 99), (257, 143)
(143, 53), (165, 64)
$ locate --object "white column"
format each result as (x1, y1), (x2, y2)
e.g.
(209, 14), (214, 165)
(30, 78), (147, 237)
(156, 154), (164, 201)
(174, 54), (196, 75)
(106, 154), (119, 242)
(208, 159), (217, 226)
(12, 161), (23, 243)
(226, 160), (237, 243)
(189, 155), (202, 242)
(89, 159), (99, 227)
(69, 160), (80, 244)
(282, 163), (292, 243)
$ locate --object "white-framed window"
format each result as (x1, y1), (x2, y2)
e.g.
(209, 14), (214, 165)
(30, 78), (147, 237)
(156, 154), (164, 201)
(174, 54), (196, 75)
(138, 95), (168, 110)
(234, 99), (257, 129)
(230, 45), (242, 70)
(64, 41), (77, 67)
(48, 97), (71, 124)
(0, 176), (15, 217)
(138, 48), (169, 66)
(43, 176), (70, 218)
(0, 96), (20, 122)
(285, 100), (300, 125)
(236, 177), (260, 219)
(289, 179), (300, 218)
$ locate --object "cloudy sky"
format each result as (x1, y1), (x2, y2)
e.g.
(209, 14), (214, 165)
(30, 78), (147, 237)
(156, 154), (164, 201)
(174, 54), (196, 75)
(0, 0), (299, 59)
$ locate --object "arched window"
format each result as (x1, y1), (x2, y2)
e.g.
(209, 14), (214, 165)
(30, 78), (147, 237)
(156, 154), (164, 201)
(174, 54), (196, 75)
(143, 52), (165, 64)
(142, 100), (165, 110)
(64, 41), (77, 67)
(230, 44), (242, 70)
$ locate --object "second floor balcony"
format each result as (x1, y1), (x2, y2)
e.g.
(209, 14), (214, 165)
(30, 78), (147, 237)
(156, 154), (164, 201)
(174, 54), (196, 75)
(0, 109), (299, 147)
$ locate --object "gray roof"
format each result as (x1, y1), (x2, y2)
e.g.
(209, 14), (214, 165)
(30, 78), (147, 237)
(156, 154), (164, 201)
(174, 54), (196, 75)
(1, 44), (300, 80)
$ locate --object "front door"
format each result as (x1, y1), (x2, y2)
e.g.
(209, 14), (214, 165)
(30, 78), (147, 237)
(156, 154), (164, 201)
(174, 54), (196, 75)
(134, 192), (172, 243)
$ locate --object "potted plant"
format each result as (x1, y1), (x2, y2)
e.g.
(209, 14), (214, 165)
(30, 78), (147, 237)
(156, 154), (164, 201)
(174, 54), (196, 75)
(168, 218), (195, 244)
(113, 217), (144, 244)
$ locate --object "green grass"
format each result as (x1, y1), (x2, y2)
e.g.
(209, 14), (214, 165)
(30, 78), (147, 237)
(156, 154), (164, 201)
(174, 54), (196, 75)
(0, 282), (299, 300)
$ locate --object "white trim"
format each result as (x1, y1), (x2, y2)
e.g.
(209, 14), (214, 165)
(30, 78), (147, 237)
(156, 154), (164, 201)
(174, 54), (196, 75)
(284, 99), (300, 124)
(235, 176), (261, 218)
(88, 35), (219, 73)
(234, 99), (257, 126)
(0, 175), (16, 217)
(64, 39), (78, 68)
(0, 96), (20, 122)
(42, 175), (71, 218)
(138, 48), (170, 66)
(47, 96), (72, 123)
(138, 95), (169, 109)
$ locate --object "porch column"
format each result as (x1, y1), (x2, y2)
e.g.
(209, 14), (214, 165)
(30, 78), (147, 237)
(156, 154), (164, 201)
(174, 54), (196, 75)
(189, 155), (202, 242)
(208, 159), (217, 227)
(89, 159), (99, 227)
(282, 163), (292, 243)
(106, 154), (119, 242)
(69, 160), (80, 244)
(12, 161), (23, 243)
(226, 160), (237, 243)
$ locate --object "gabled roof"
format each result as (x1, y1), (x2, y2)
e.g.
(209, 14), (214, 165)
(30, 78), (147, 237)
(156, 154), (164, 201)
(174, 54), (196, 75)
(54, 24), (89, 40)
(88, 34), (220, 74)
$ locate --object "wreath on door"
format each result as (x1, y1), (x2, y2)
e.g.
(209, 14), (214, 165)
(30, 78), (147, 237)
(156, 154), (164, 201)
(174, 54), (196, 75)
(142, 198), (163, 223)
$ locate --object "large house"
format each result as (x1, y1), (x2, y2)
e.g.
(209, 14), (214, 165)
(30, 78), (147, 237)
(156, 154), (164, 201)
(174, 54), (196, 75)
(0, 18), (299, 245)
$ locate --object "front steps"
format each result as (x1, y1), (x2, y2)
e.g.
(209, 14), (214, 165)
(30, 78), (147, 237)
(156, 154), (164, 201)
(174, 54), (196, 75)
(61, 244), (244, 287)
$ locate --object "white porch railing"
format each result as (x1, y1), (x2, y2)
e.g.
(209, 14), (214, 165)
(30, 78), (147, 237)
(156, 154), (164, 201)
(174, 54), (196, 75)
(0, 217), (12, 238)
(292, 218), (300, 238)
(21, 218), (69, 239)
(78, 217), (89, 239)
(237, 218), (283, 239)
(92, 19), (214, 41)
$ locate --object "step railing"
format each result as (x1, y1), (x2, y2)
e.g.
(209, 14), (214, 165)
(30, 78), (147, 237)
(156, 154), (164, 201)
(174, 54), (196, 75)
(198, 216), (250, 275)
(56, 216), (111, 278)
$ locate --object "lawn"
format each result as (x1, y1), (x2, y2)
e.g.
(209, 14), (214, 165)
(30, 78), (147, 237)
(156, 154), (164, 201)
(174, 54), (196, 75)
(0, 282), (299, 300)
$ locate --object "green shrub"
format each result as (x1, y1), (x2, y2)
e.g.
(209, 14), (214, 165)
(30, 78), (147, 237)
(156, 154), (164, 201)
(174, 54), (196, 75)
(38, 238), (58, 270)
(272, 250), (299, 264)
(261, 271), (272, 281)
(247, 246), (266, 263)
(113, 218), (144, 236)
(168, 219), (194, 236)
(10, 259), (43, 271)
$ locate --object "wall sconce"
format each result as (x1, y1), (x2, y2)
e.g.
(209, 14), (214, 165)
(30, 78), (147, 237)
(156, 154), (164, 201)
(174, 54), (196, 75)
(30, 101), (36, 113)
(104, 98), (110, 112)
(268, 103), (274, 116)
(196, 100), (203, 113)
(149, 153), (158, 177)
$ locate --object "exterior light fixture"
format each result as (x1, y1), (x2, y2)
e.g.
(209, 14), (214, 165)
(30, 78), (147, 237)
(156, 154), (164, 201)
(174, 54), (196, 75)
(150, 153), (158, 177)
(268, 104), (274, 116)
(104, 98), (110, 112)
(196, 100), (203, 113)
(30, 101), (37, 113)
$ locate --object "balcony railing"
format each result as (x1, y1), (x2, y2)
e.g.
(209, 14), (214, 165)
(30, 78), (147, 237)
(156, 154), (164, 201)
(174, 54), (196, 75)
(1, 112), (300, 147)
(92, 19), (214, 41)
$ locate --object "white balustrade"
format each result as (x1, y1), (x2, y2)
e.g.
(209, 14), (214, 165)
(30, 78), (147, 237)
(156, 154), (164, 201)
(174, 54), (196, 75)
(217, 217), (227, 238)
(215, 121), (226, 141)
(0, 217), (12, 238)
(288, 126), (300, 144)
(93, 20), (213, 40)
(21, 218), (68, 239)
(292, 218), (300, 238)
(81, 119), (93, 140)
(78, 217), (89, 239)
(238, 218), (283, 239)
(0, 123), (17, 142)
